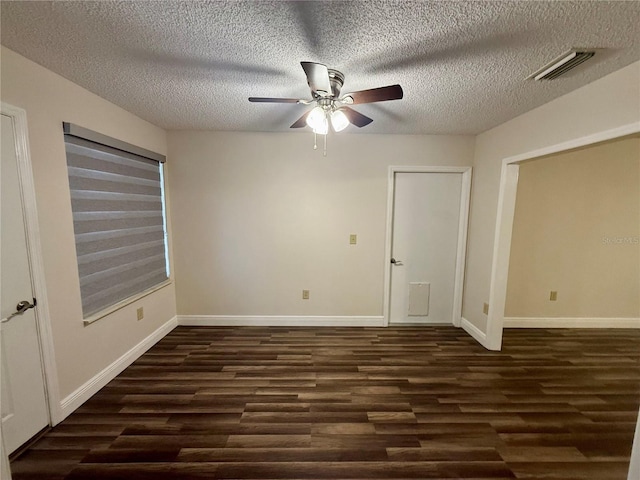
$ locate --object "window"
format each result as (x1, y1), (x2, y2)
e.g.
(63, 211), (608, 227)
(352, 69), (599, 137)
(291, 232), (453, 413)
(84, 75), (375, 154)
(63, 123), (169, 321)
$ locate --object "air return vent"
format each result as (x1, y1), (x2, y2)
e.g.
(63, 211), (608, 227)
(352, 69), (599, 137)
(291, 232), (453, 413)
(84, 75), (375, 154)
(530, 49), (596, 81)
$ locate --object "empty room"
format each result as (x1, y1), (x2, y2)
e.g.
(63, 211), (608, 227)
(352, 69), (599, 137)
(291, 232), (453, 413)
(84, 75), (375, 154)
(1, 1), (639, 479)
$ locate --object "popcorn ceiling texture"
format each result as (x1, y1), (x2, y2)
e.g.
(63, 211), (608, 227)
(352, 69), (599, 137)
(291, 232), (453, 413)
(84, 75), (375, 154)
(1, 1), (639, 134)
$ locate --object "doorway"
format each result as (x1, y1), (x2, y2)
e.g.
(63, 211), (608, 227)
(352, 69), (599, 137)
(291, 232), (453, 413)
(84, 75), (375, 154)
(384, 166), (472, 326)
(486, 123), (640, 350)
(1, 104), (58, 470)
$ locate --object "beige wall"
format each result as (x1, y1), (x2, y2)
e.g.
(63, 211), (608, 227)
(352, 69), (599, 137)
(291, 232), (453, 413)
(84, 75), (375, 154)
(463, 61), (640, 333)
(505, 136), (640, 318)
(0, 47), (177, 399)
(167, 131), (474, 317)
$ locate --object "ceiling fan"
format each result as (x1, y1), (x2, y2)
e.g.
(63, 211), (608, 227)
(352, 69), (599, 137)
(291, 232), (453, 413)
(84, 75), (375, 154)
(249, 61), (403, 135)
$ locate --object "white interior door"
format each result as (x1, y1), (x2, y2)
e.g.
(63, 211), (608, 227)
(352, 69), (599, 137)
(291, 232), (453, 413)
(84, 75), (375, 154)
(389, 172), (462, 324)
(1, 113), (49, 455)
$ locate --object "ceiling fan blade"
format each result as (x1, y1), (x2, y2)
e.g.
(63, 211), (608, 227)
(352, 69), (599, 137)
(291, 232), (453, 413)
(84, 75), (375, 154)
(290, 111), (310, 128)
(249, 97), (301, 103)
(343, 84), (403, 104)
(341, 107), (373, 128)
(301, 61), (332, 96)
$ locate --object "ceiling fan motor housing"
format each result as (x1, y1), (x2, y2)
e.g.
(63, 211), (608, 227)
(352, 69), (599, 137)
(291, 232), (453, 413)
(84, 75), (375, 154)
(327, 69), (345, 97)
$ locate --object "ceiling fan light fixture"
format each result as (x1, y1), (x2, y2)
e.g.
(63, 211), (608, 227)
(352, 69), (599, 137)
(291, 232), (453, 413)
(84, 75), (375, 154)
(306, 106), (329, 135)
(313, 118), (329, 135)
(306, 106), (328, 134)
(330, 109), (349, 132)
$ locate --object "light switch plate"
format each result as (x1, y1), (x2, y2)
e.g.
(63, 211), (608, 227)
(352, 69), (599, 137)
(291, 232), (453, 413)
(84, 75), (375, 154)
(349, 234), (357, 245)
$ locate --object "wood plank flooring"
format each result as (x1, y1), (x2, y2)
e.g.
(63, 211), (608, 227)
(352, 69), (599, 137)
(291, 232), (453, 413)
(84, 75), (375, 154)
(10, 326), (640, 479)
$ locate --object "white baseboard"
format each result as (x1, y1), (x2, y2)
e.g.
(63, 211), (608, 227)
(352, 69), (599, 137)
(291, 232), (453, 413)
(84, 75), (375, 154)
(503, 317), (640, 329)
(59, 316), (177, 420)
(177, 315), (385, 327)
(461, 316), (493, 350)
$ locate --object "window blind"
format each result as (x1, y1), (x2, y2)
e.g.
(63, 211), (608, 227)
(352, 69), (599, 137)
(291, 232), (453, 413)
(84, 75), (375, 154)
(63, 124), (169, 319)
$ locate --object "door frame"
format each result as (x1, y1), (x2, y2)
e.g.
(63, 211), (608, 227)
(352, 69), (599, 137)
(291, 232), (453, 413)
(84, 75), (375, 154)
(1, 103), (61, 435)
(485, 121), (640, 350)
(383, 166), (472, 327)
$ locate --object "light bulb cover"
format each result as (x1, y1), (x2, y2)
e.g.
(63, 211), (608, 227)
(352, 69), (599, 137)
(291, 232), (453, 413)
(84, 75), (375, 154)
(313, 116), (329, 135)
(330, 109), (349, 132)
(306, 106), (328, 135)
(306, 106), (325, 129)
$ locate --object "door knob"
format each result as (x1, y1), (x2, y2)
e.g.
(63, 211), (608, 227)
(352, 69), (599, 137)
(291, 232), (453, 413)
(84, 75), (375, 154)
(390, 257), (403, 266)
(15, 300), (35, 313)
(1, 299), (36, 323)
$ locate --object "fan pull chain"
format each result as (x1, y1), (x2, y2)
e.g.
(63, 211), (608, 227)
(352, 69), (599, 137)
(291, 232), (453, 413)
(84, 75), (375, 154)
(313, 132), (318, 150)
(323, 133), (327, 157)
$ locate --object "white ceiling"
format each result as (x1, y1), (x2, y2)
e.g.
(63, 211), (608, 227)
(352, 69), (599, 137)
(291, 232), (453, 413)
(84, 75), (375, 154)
(1, 1), (639, 135)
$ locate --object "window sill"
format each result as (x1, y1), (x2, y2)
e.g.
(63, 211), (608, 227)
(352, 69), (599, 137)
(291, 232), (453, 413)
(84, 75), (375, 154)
(83, 279), (173, 326)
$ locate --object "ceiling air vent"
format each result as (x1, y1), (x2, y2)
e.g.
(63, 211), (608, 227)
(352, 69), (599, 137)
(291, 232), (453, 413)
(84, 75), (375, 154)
(530, 49), (597, 81)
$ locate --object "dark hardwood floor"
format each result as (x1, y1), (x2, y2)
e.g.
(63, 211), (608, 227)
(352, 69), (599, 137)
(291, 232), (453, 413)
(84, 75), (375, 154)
(10, 326), (640, 479)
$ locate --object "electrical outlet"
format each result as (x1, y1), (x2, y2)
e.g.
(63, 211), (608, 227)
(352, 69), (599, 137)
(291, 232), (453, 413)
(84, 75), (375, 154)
(550, 291), (558, 301)
(137, 307), (144, 321)
(483, 302), (489, 315)
(349, 234), (357, 245)
(302, 290), (310, 300)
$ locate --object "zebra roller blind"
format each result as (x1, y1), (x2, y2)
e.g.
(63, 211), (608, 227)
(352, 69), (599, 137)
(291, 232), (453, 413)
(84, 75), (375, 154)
(63, 123), (169, 319)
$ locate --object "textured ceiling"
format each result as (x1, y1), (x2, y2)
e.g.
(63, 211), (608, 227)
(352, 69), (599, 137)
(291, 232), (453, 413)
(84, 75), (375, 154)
(1, 1), (639, 135)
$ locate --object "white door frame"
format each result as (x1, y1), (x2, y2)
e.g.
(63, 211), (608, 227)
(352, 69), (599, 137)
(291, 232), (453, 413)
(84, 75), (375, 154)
(1, 104), (62, 441)
(485, 121), (640, 350)
(383, 166), (472, 327)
